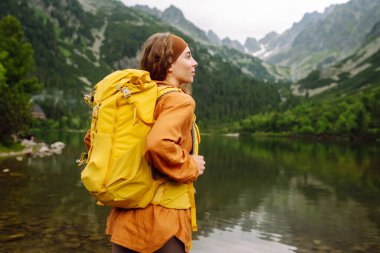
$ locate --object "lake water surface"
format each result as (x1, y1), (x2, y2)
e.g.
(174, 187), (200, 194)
(1, 132), (379, 252)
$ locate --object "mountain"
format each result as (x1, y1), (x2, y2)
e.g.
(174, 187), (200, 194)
(207, 30), (222, 46)
(244, 37), (261, 53)
(257, 10), (329, 57)
(211, 9), (328, 66)
(133, 4), (211, 45)
(133, 0), (380, 84)
(221, 37), (245, 52)
(248, 32), (280, 58)
(134, 4), (249, 56)
(2, 0), (378, 136)
(236, 3), (380, 137)
(293, 22), (380, 99)
(0, 0), (283, 129)
(132, 3), (284, 82)
(129, 4), (161, 17)
(365, 20), (380, 43)
(237, 20), (380, 136)
(259, 0), (380, 80)
(137, 4), (272, 71)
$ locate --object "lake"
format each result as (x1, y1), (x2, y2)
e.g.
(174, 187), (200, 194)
(1, 132), (379, 252)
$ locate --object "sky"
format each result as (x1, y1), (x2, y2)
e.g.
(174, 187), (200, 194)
(121, 0), (350, 43)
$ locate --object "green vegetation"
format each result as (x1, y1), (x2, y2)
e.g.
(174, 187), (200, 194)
(190, 43), (282, 127)
(0, 0), (379, 141)
(298, 70), (335, 90)
(239, 86), (380, 137)
(0, 142), (24, 153)
(0, 15), (41, 144)
(0, 0), (283, 134)
(211, 45), (277, 82)
(237, 21), (380, 138)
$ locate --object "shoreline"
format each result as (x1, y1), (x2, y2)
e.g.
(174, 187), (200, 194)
(200, 131), (380, 142)
(0, 140), (65, 158)
(244, 133), (380, 143)
(0, 149), (30, 158)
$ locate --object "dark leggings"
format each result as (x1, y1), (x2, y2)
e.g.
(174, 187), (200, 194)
(112, 237), (186, 253)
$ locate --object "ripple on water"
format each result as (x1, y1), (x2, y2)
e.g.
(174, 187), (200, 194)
(192, 226), (297, 253)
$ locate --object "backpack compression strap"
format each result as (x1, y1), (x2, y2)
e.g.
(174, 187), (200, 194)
(189, 120), (200, 232)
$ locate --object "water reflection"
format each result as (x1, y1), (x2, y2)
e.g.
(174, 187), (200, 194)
(192, 228), (296, 253)
(0, 132), (112, 252)
(0, 133), (379, 252)
(194, 136), (380, 252)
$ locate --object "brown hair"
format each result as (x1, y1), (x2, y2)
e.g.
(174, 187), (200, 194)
(139, 32), (173, 81)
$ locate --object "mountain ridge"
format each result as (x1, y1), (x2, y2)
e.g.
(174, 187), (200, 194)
(263, 0), (380, 80)
(0, 0), (283, 129)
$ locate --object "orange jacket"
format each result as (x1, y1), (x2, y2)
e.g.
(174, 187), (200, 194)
(145, 90), (198, 183)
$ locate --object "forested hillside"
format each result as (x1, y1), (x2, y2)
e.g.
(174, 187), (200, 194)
(0, 0), (282, 141)
(2, 0), (379, 143)
(238, 24), (380, 137)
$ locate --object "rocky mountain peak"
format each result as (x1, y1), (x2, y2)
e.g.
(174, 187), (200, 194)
(222, 37), (245, 52)
(244, 37), (261, 52)
(162, 5), (185, 21)
(207, 30), (222, 45)
(133, 4), (162, 17)
(259, 31), (280, 45)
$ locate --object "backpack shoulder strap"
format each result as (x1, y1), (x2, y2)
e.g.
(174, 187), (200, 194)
(154, 82), (199, 232)
(157, 85), (182, 100)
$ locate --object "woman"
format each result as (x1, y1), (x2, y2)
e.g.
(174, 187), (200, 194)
(106, 33), (206, 253)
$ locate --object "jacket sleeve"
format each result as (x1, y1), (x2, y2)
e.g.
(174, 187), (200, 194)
(145, 93), (198, 183)
(84, 129), (91, 150)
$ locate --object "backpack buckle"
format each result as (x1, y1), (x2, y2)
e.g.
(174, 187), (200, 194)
(84, 93), (94, 105)
(122, 87), (131, 99)
(76, 152), (88, 166)
(92, 105), (99, 119)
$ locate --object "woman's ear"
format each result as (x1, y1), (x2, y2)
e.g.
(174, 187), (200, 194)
(167, 66), (174, 74)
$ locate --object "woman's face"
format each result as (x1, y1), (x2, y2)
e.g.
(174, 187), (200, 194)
(169, 46), (198, 85)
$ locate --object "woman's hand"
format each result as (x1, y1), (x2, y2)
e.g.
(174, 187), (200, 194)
(192, 155), (205, 176)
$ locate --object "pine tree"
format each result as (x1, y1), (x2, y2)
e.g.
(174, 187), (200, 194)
(0, 15), (41, 144)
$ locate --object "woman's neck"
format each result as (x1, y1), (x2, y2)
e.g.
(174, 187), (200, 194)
(163, 77), (180, 88)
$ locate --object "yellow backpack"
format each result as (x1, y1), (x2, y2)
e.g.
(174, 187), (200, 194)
(78, 69), (182, 208)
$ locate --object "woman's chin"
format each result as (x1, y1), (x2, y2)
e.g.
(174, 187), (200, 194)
(180, 80), (193, 85)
